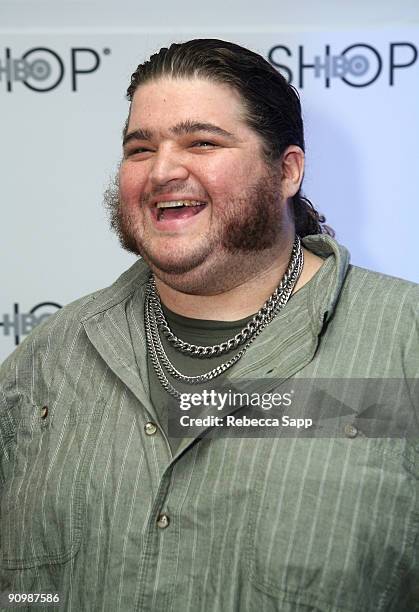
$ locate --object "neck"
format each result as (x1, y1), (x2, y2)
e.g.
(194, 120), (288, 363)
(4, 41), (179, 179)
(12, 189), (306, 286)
(154, 235), (322, 322)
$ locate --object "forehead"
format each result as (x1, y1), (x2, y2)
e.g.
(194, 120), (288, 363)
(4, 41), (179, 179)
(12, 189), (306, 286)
(128, 77), (250, 133)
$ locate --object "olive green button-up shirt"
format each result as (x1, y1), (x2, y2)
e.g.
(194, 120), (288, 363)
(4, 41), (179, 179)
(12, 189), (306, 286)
(1, 235), (418, 611)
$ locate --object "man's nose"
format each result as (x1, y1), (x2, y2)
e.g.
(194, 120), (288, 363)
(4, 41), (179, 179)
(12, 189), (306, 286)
(149, 146), (189, 186)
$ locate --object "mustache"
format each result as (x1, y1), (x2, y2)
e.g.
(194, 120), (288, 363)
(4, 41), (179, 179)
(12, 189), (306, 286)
(140, 181), (208, 205)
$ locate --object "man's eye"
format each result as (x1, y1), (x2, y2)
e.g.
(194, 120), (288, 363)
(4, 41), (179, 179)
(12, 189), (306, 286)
(192, 141), (217, 148)
(126, 147), (152, 157)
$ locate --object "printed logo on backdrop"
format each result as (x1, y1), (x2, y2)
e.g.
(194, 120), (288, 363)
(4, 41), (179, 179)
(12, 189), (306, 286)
(268, 42), (418, 87)
(0, 302), (62, 346)
(0, 47), (111, 92)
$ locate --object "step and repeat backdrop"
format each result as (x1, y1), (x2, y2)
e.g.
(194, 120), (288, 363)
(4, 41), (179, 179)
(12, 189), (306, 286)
(1, 29), (418, 361)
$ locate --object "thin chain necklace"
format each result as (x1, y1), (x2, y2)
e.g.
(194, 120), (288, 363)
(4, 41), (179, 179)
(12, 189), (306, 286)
(145, 236), (303, 399)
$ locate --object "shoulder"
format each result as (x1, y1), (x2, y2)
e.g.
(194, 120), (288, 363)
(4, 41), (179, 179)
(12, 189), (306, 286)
(0, 258), (149, 396)
(329, 265), (419, 376)
(304, 234), (419, 316)
(341, 264), (419, 318)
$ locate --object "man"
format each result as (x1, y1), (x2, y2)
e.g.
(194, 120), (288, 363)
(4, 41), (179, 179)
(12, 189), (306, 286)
(0, 39), (418, 611)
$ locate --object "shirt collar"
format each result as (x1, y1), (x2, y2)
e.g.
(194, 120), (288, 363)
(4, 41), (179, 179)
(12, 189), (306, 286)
(81, 234), (349, 328)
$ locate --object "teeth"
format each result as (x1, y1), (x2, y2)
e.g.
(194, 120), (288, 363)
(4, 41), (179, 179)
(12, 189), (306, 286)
(156, 200), (204, 209)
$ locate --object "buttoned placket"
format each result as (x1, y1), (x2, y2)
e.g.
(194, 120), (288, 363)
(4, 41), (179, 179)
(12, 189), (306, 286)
(79, 244), (344, 610)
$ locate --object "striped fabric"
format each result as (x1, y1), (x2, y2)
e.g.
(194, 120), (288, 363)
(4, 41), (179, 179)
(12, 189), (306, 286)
(0, 235), (418, 611)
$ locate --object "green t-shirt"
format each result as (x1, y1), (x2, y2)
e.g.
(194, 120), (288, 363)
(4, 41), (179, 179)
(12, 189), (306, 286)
(147, 305), (255, 452)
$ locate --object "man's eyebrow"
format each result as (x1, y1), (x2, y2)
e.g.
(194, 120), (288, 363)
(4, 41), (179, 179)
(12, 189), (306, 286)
(123, 127), (153, 146)
(123, 121), (237, 147)
(169, 120), (236, 140)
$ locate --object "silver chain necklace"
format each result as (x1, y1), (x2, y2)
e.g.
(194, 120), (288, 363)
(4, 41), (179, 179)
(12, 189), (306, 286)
(145, 236), (303, 399)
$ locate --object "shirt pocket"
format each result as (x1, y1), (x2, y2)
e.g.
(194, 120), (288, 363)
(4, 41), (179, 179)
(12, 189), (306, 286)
(0, 397), (106, 570)
(246, 438), (418, 612)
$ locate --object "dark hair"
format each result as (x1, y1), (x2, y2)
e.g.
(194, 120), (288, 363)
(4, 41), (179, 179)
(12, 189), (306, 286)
(126, 39), (333, 237)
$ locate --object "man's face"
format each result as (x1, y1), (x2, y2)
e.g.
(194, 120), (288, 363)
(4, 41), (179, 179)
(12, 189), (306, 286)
(115, 77), (287, 293)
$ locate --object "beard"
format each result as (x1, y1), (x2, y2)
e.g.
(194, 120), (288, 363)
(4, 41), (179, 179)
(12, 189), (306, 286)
(105, 166), (284, 254)
(104, 167), (290, 294)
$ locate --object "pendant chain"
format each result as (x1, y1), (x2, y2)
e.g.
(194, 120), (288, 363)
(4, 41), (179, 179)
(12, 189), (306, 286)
(145, 236), (304, 399)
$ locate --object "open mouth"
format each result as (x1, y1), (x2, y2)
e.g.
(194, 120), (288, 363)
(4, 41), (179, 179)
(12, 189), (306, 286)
(154, 200), (207, 222)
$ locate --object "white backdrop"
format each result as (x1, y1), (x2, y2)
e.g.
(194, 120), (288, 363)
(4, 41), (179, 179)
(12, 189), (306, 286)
(1, 24), (418, 360)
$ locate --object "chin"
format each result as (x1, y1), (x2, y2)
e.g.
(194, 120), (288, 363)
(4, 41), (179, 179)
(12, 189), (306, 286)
(138, 238), (213, 275)
(138, 248), (208, 278)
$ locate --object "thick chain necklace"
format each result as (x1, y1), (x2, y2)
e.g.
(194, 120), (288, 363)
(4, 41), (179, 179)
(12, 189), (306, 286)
(145, 236), (303, 399)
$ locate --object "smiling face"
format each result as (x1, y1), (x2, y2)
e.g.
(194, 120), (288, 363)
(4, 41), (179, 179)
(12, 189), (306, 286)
(116, 77), (293, 294)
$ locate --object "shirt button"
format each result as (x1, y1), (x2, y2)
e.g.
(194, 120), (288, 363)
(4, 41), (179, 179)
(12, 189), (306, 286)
(156, 514), (170, 529)
(144, 422), (157, 436)
(344, 423), (358, 438)
(40, 406), (48, 419)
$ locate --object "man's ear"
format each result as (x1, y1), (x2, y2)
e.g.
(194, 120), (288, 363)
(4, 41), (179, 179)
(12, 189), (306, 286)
(280, 145), (305, 199)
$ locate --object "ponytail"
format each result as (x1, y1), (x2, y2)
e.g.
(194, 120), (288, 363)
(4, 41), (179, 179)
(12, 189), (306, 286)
(292, 193), (335, 237)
